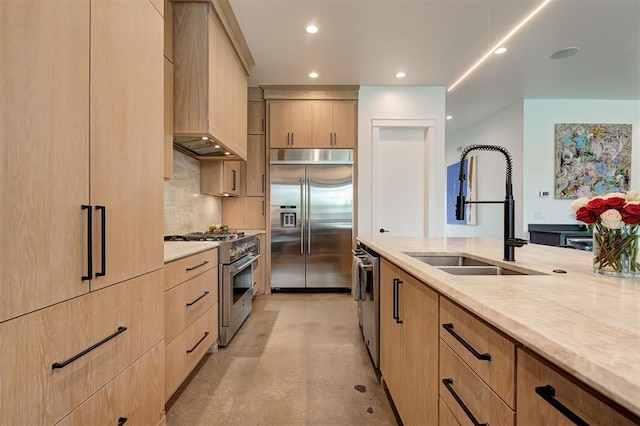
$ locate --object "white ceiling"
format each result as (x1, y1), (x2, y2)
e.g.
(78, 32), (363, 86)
(230, 0), (640, 137)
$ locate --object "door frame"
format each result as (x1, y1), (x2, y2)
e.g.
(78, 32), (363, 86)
(371, 119), (436, 238)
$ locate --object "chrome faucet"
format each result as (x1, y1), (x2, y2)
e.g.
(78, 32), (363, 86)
(455, 144), (527, 261)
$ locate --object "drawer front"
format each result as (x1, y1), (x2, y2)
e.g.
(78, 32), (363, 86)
(517, 349), (639, 426)
(440, 297), (515, 407)
(57, 342), (165, 426)
(165, 304), (218, 401)
(165, 267), (218, 344)
(440, 340), (515, 426)
(0, 270), (163, 425)
(164, 249), (218, 291)
(439, 397), (461, 426)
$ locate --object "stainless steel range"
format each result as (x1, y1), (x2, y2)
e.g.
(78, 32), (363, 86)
(165, 232), (260, 346)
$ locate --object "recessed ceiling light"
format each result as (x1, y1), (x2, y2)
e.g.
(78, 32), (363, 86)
(224, 152), (231, 156)
(446, 115), (453, 120)
(202, 136), (209, 140)
(306, 24), (318, 34)
(214, 144), (220, 149)
(494, 47), (507, 55)
(551, 47), (579, 59)
(395, 71), (406, 78)
(308, 71), (319, 79)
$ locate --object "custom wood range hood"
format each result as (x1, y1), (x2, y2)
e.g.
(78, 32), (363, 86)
(172, 0), (254, 160)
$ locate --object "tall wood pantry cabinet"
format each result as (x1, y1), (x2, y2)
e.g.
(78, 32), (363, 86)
(0, 1), (165, 423)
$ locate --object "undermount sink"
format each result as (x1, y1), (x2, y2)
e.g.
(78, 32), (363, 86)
(403, 253), (545, 276)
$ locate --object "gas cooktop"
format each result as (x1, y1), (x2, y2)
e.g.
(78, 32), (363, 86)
(164, 231), (245, 242)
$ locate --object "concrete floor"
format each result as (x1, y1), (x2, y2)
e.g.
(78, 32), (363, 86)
(166, 293), (397, 425)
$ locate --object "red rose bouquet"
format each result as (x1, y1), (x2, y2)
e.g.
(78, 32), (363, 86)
(571, 191), (640, 277)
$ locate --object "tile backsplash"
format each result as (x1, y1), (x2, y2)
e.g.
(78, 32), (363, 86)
(164, 150), (221, 235)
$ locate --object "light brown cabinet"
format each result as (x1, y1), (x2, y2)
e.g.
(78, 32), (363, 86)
(248, 101), (266, 135)
(164, 248), (219, 402)
(247, 135), (266, 196)
(164, 57), (174, 180)
(380, 258), (438, 426)
(223, 197), (266, 229)
(311, 101), (357, 148)
(517, 349), (639, 426)
(268, 100), (313, 148)
(201, 161), (242, 197)
(173, 2), (248, 160)
(253, 234), (266, 295)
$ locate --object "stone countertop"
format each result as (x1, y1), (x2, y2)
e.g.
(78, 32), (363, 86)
(358, 237), (640, 417)
(164, 241), (219, 263)
(236, 229), (266, 237)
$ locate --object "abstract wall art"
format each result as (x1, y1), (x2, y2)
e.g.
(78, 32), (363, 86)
(446, 156), (477, 225)
(554, 123), (632, 199)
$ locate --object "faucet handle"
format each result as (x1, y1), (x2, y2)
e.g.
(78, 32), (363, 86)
(506, 238), (528, 247)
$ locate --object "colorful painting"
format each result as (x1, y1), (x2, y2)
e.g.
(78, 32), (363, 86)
(446, 156), (477, 225)
(554, 123), (632, 199)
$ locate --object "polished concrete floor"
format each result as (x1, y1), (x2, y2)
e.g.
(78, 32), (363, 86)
(166, 293), (397, 425)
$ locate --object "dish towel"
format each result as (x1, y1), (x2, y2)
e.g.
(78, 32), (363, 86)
(352, 257), (366, 301)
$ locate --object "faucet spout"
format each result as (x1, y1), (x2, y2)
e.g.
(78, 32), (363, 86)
(455, 144), (526, 261)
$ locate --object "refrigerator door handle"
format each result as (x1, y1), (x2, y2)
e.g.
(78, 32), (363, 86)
(300, 177), (305, 254)
(307, 177), (311, 254)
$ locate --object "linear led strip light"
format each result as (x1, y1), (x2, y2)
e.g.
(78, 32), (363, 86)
(448, 0), (554, 92)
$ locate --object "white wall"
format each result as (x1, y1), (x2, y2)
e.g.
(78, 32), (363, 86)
(357, 86), (446, 238)
(445, 102), (525, 238)
(523, 99), (640, 228)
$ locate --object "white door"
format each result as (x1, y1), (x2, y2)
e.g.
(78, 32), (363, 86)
(372, 126), (428, 237)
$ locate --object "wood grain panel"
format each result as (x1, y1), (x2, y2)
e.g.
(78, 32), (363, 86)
(440, 297), (516, 408)
(439, 397), (462, 426)
(165, 267), (218, 344)
(268, 101), (292, 148)
(165, 305), (218, 401)
(440, 340), (515, 426)
(248, 101), (266, 135)
(164, 248), (217, 291)
(332, 101), (357, 148)
(0, 270), (163, 425)
(289, 101), (313, 147)
(164, 58), (174, 180)
(246, 135), (266, 196)
(164, 0), (173, 61)
(243, 198), (266, 229)
(311, 101), (333, 147)
(517, 349), (639, 426)
(90, 0), (164, 291)
(0, 0), (90, 322)
(57, 342), (165, 425)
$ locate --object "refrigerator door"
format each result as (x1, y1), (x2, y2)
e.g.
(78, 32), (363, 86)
(270, 165), (306, 288)
(305, 165), (353, 288)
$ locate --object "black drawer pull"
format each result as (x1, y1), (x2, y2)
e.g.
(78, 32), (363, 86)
(186, 331), (210, 353)
(442, 323), (491, 361)
(535, 385), (589, 426)
(118, 417), (128, 426)
(81, 205), (92, 281)
(186, 260), (209, 272)
(395, 278), (403, 324)
(52, 326), (127, 369)
(442, 378), (489, 426)
(95, 205), (106, 278)
(186, 291), (210, 307)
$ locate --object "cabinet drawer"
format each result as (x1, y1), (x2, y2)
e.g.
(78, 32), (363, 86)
(440, 297), (515, 407)
(164, 249), (217, 291)
(517, 349), (639, 426)
(165, 305), (218, 401)
(440, 340), (515, 426)
(439, 397), (461, 426)
(165, 267), (218, 344)
(57, 342), (165, 425)
(0, 270), (163, 425)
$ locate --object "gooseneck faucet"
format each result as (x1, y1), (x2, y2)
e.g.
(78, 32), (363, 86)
(455, 144), (527, 261)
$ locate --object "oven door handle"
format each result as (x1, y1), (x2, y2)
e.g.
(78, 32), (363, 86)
(229, 254), (260, 274)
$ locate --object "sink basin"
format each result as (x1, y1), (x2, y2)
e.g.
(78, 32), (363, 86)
(403, 252), (545, 276)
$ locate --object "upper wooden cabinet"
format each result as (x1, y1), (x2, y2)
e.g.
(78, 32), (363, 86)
(312, 101), (357, 148)
(173, 2), (252, 160)
(247, 101), (266, 135)
(201, 161), (242, 197)
(0, 0), (164, 322)
(268, 100), (357, 148)
(246, 135), (266, 196)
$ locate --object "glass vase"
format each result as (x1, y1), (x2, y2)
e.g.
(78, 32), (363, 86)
(592, 225), (640, 278)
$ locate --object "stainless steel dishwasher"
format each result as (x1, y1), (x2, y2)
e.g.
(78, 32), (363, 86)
(352, 243), (380, 369)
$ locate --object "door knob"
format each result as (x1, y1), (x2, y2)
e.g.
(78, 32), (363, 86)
(379, 228), (390, 233)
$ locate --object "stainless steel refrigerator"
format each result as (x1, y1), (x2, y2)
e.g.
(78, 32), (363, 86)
(270, 149), (353, 289)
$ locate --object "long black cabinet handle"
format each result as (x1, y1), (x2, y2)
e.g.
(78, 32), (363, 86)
(118, 418), (128, 426)
(442, 323), (491, 361)
(95, 205), (106, 278)
(186, 291), (210, 307)
(392, 279), (398, 320)
(535, 385), (589, 426)
(186, 331), (210, 353)
(81, 205), (93, 281)
(52, 326), (127, 369)
(186, 260), (209, 272)
(394, 279), (403, 324)
(442, 378), (489, 426)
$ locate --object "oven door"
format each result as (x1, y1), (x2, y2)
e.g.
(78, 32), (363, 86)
(221, 254), (260, 329)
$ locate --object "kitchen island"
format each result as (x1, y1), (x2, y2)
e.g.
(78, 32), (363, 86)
(359, 237), (640, 422)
